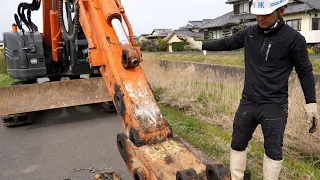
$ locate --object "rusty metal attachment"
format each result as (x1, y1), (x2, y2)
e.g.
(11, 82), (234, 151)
(206, 163), (231, 180)
(176, 168), (199, 180)
(133, 167), (149, 180)
(117, 133), (207, 179)
(122, 48), (140, 69)
(0, 77), (112, 117)
(95, 172), (121, 180)
(117, 133), (234, 180)
(117, 133), (129, 165)
(113, 84), (126, 117)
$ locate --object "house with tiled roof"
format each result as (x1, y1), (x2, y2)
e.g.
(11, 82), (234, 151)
(172, 21), (205, 40)
(201, 0), (320, 44)
(137, 34), (150, 43)
(180, 21), (204, 31)
(146, 29), (173, 39)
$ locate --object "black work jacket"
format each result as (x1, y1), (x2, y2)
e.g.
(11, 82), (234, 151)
(203, 19), (316, 104)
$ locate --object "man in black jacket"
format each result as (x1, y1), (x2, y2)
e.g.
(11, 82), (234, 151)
(179, 0), (319, 179)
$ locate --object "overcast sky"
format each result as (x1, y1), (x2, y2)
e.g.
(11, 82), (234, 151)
(0, 0), (232, 38)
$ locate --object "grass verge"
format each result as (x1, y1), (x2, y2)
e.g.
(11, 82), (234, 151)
(0, 74), (14, 87)
(0, 53), (14, 87)
(0, 53), (7, 74)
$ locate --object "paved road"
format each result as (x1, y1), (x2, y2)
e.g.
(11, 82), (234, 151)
(151, 51), (320, 59)
(0, 104), (132, 180)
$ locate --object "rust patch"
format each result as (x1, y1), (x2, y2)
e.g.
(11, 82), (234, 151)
(114, 83), (126, 117)
(164, 156), (174, 164)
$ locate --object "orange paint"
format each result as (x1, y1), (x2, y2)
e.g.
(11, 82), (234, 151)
(50, 10), (62, 62)
(42, 0), (53, 48)
(12, 24), (18, 33)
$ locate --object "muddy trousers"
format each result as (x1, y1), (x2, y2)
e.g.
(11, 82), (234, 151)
(231, 98), (288, 160)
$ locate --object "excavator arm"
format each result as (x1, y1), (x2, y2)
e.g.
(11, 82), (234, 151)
(74, 0), (231, 179)
(78, 0), (172, 148)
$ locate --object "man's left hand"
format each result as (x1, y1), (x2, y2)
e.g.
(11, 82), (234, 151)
(304, 103), (319, 133)
(177, 34), (203, 51)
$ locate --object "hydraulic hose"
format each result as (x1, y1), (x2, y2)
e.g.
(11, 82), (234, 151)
(58, 0), (79, 40)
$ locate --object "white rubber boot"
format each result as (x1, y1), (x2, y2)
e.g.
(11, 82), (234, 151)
(230, 148), (247, 180)
(263, 153), (283, 180)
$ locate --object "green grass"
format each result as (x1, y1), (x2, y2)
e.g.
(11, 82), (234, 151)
(151, 53), (320, 74)
(309, 53), (320, 56)
(160, 104), (320, 180)
(0, 54), (14, 87)
(311, 59), (320, 73)
(195, 86), (236, 116)
(0, 74), (15, 87)
(152, 86), (167, 101)
(0, 54), (7, 74)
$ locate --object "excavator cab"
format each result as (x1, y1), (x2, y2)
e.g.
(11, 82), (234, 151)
(3, 0), (45, 81)
(3, 30), (46, 81)
(3, 0), (95, 82)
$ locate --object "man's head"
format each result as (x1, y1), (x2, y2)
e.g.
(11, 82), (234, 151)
(256, 7), (285, 28)
(250, 0), (288, 28)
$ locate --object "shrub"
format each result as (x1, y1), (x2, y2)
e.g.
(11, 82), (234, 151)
(139, 39), (157, 52)
(172, 42), (188, 51)
(157, 38), (168, 52)
(139, 38), (169, 52)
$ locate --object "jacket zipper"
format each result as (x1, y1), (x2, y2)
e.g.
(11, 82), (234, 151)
(265, 43), (272, 62)
(260, 37), (266, 57)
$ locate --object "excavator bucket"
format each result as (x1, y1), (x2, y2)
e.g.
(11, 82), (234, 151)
(0, 77), (112, 117)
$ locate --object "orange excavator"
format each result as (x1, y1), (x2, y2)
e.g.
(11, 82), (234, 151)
(1, 0), (232, 179)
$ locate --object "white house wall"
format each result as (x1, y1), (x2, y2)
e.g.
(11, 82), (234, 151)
(283, 13), (310, 32)
(168, 34), (183, 44)
(284, 13), (320, 43)
(300, 30), (320, 43)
